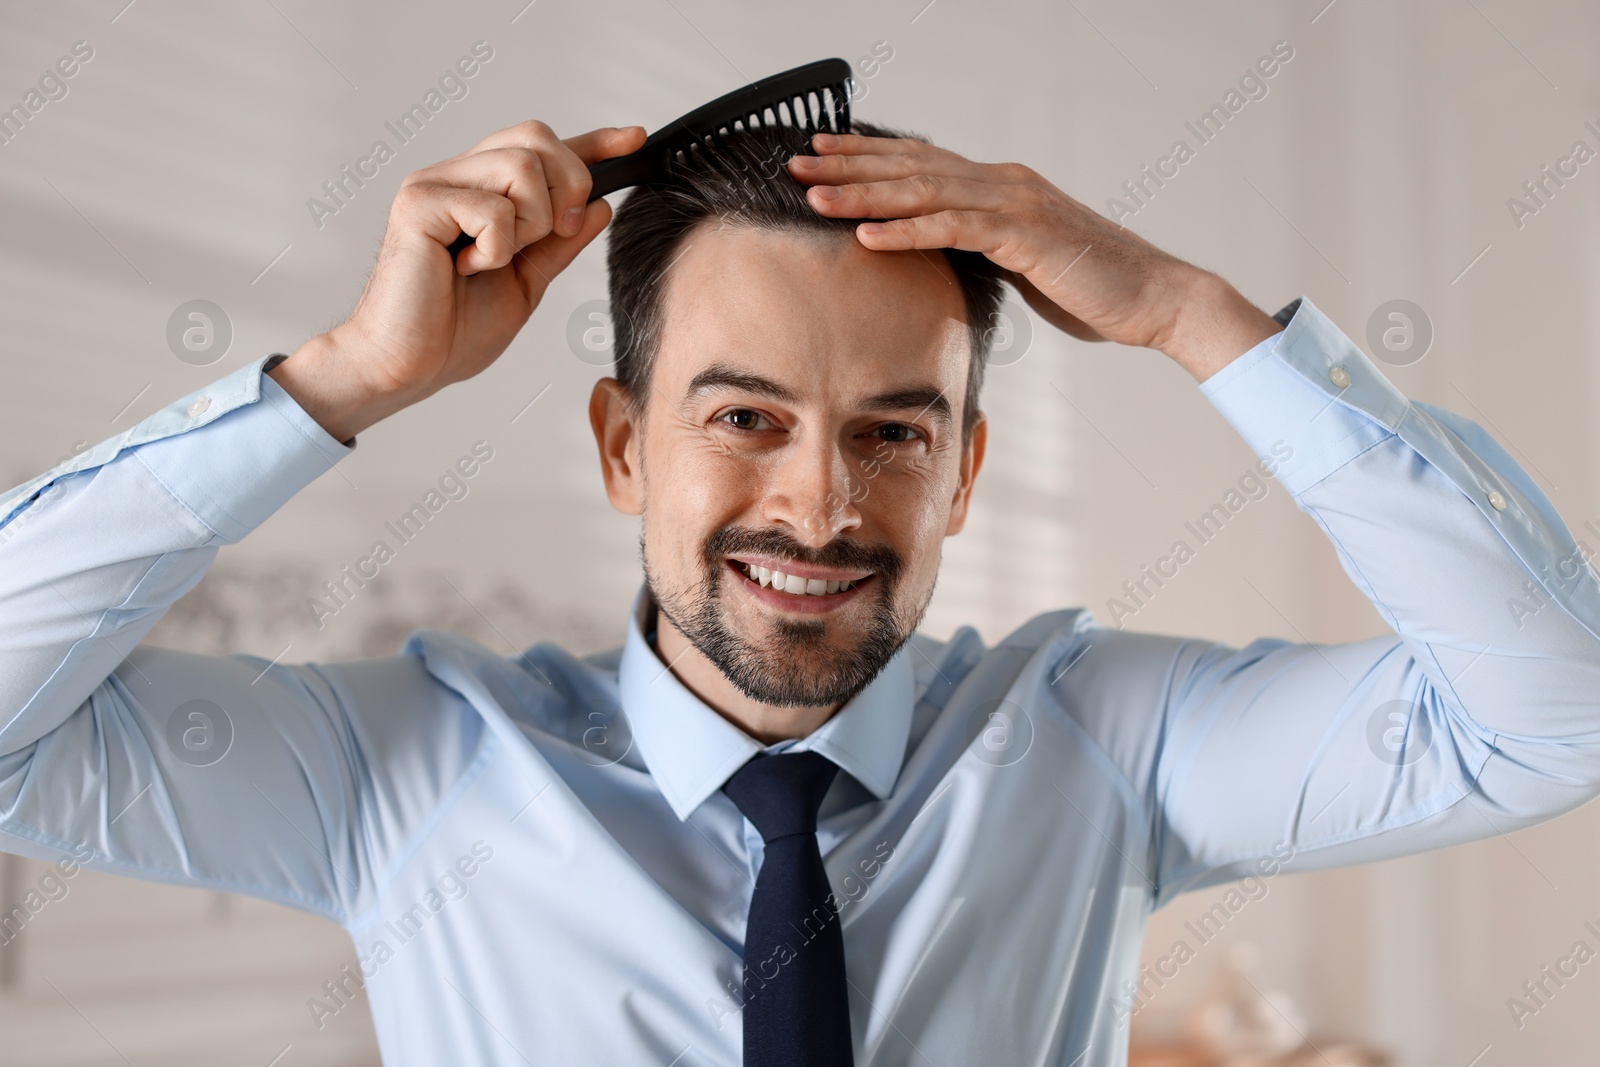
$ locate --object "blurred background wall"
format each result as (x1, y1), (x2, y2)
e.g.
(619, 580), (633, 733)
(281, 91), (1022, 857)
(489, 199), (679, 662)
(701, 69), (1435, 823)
(1, 0), (1597, 1063)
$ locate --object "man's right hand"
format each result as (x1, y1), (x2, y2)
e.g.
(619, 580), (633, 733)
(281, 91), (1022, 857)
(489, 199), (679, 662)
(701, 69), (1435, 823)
(269, 121), (647, 442)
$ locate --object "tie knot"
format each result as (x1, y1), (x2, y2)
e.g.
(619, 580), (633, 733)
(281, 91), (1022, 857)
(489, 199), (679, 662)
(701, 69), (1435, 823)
(721, 750), (840, 843)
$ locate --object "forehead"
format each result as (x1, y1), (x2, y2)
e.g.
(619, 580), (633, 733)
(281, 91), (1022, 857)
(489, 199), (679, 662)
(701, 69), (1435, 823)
(650, 221), (972, 405)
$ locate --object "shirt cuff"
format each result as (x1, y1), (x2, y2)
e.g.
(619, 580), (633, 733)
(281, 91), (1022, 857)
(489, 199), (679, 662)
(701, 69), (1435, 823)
(1199, 296), (1409, 497)
(111, 355), (352, 543)
(0, 358), (353, 547)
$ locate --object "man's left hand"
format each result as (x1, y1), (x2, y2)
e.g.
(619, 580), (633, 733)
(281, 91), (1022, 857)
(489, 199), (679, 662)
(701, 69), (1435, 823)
(786, 132), (1280, 381)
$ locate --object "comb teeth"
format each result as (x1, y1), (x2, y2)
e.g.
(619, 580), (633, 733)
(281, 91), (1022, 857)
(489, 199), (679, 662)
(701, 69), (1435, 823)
(582, 58), (856, 201)
(672, 79), (852, 172)
(725, 80), (851, 136)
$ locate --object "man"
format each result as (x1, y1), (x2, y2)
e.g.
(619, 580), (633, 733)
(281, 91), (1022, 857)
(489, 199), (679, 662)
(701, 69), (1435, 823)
(0, 115), (1596, 1067)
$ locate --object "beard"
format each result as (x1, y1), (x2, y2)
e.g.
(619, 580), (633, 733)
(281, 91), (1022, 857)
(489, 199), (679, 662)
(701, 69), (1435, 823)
(644, 523), (928, 708)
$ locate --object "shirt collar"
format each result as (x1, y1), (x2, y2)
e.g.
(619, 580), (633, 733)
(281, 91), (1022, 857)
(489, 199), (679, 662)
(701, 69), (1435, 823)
(617, 584), (914, 821)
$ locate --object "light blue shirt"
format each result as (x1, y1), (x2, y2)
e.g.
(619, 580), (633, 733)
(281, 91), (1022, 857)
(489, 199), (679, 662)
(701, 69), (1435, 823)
(2, 297), (1598, 1066)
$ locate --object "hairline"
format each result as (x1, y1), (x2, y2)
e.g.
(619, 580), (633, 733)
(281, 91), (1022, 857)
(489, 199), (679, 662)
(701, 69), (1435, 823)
(620, 218), (984, 446)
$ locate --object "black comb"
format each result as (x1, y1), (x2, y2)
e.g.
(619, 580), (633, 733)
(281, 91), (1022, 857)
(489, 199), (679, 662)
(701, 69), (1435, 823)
(447, 57), (853, 259)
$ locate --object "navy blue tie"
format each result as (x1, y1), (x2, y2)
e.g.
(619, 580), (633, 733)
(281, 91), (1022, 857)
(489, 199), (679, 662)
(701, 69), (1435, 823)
(722, 750), (855, 1067)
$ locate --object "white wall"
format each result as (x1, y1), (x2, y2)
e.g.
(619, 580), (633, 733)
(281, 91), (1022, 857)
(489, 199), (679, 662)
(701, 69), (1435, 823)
(2, 0), (1598, 1063)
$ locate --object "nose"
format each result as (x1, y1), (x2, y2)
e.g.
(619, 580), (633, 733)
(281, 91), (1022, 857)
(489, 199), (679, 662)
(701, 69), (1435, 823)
(760, 432), (863, 549)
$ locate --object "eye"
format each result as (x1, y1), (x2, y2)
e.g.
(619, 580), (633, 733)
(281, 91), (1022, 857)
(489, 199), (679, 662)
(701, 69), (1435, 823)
(870, 423), (924, 444)
(718, 409), (775, 432)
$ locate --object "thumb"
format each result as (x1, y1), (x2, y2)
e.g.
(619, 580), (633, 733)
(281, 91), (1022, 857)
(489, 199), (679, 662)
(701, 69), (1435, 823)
(515, 196), (613, 301)
(565, 124), (647, 166)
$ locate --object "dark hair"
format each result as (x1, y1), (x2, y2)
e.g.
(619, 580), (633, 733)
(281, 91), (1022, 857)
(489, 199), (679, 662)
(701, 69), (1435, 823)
(605, 120), (1006, 445)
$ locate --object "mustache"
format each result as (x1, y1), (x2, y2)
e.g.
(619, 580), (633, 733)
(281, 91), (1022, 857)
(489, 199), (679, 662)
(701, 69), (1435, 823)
(703, 524), (903, 585)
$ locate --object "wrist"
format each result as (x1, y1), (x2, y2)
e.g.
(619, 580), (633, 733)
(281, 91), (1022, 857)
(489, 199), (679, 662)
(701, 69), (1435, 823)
(267, 330), (430, 442)
(1157, 270), (1283, 382)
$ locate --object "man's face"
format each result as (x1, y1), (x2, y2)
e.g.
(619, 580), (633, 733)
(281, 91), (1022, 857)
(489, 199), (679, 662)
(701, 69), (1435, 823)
(599, 221), (984, 709)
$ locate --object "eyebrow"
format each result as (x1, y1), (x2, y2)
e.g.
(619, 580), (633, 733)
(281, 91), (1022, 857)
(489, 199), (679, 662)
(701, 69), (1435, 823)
(684, 364), (953, 427)
(864, 387), (952, 427)
(685, 365), (799, 404)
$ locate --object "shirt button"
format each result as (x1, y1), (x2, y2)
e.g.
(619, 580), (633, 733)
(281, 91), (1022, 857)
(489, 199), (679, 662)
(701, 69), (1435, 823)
(1328, 365), (1352, 388)
(1487, 490), (1507, 511)
(186, 398), (211, 417)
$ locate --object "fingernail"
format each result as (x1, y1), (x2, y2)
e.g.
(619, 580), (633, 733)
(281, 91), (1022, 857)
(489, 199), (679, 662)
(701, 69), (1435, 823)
(814, 132), (840, 149)
(789, 154), (821, 169)
(811, 185), (841, 201)
(562, 207), (584, 234)
(859, 222), (885, 235)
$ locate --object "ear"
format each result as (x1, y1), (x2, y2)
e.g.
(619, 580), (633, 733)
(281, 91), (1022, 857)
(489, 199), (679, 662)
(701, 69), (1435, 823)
(944, 410), (986, 536)
(589, 377), (643, 515)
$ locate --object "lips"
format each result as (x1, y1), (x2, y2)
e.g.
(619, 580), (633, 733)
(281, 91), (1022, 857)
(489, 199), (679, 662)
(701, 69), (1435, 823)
(732, 558), (869, 596)
(723, 558), (874, 614)
(705, 524), (901, 621)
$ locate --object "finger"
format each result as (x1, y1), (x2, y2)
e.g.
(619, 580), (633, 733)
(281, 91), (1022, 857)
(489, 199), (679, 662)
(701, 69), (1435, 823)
(508, 125), (643, 235)
(393, 182), (518, 274)
(471, 122), (599, 238)
(513, 197), (613, 301)
(464, 117), (566, 156)
(804, 174), (1013, 219)
(467, 120), (639, 163)
(430, 119), (557, 167)
(851, 210), (1013, 258)
(410, 148), (555, 248)
(532, 134), (592, 239)
(549, 125), (646, 231)
(786, 147), (985, 186)
(563, 125), (647, 166)
(810, 131), (941, 157)
(461, 122), (644, 235)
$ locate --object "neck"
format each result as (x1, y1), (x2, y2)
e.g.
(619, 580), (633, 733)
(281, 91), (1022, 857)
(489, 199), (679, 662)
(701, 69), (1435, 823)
(650, 606), (840, 745)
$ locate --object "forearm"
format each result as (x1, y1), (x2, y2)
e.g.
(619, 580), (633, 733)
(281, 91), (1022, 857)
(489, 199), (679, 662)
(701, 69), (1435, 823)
(267, 329), (431, 443)
(1159, 270), (1285, 382)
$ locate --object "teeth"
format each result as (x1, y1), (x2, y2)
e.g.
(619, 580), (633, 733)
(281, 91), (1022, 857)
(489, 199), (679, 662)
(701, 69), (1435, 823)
(740, 563), (864, 596)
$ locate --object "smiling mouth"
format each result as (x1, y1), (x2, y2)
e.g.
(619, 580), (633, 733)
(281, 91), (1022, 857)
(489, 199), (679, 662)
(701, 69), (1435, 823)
(730, 560), (873, 597)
